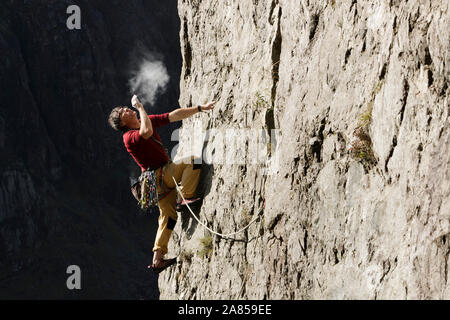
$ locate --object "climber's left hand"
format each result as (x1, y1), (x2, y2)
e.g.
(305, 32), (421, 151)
(200, 101), (216, 111)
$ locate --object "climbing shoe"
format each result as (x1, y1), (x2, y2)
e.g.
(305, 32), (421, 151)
(148, 258), (177, 274)
(176, 197), (201, 211)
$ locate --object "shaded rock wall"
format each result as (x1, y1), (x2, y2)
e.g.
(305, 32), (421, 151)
(160, 0), (449, 299)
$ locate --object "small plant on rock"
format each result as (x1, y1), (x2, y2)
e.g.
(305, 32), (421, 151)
(358, 105), (372, 128)
(198, 235), (213, 259)
(348, 79), (386, 167)
(254, 92), (273, 110)
(349, 106), (377, 167)
(350, 127), (375, 162)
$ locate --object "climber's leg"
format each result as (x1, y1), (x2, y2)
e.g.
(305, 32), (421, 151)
(164, 156), (201, 199)
(152, 175), (178, 267)
(180, 156), (201, 199)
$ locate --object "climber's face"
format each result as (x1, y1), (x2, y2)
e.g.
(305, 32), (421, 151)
(119, 107), (138, 128)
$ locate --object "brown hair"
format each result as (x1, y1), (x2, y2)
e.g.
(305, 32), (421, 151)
(108, 107), (126, 132)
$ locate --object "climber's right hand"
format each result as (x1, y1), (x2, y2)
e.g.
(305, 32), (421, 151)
(131, 94), (143, 109)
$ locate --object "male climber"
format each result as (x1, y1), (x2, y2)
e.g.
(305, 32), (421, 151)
(108, 95), (215, 273)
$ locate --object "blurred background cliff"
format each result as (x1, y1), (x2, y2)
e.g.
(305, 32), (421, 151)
(0, 0), (181, 299)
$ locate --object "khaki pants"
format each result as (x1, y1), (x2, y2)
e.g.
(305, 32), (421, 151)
(152, 156), (201, 255)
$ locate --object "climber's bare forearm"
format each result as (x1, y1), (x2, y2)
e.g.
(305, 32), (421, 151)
(168, 101), (216, 122)
(169, 106), (199, 122)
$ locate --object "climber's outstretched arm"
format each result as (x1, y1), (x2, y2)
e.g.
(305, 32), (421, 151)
(169, 101), (216, 122)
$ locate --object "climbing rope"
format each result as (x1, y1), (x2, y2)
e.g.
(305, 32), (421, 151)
(172, 176), (262, 238)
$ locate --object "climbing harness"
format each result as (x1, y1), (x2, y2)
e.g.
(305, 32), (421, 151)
(172, 176), (262, 238)
(131, 135), (173, 210)
(132, 161), (174, 210)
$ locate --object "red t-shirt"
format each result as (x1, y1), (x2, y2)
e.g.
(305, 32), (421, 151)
(123, 113), (170, 171)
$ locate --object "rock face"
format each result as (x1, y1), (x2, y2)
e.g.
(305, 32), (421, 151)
(0, 0), (180, 298)
(160, 0), (449, 299)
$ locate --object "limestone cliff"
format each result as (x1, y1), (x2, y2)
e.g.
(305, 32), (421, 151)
(160, 0), (449, 299)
